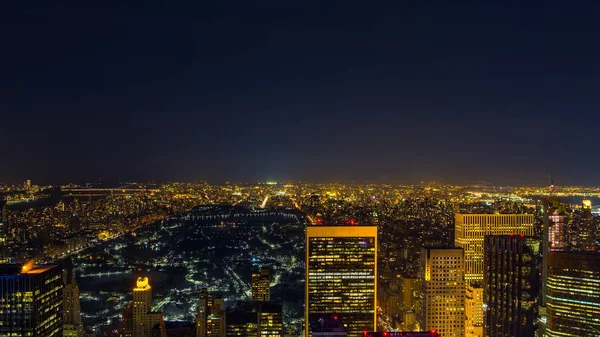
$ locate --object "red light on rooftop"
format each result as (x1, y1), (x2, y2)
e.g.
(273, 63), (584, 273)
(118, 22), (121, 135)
(520, 234), (525, 238)
(316, 218), (322, 224)
(350, 219), (356, 225)
(333, 316), (338, 320)
(509, 232), (514, 237)
(363, 331), (367, 337)
(383, 332), (388, 337)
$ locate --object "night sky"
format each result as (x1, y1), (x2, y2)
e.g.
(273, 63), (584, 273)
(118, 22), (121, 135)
(1, 1), (599, 185)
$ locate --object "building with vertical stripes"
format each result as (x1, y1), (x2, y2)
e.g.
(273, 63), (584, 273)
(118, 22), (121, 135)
(455, 214), (535, 283)
(306, 225), (377, 337)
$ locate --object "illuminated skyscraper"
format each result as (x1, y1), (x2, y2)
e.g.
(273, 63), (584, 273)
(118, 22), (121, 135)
(455, 214), (534, 335)
(484, 235), (540, 337)
(196, 288), (225, 337)
(455, 214), (535, 283)
(419, 246), (465, 337)
(252, 267), (271, 302)
(0, 263), (63, 337)
(122, 277), (166, 337)
(306, 225), (377, 337)
(63, 268), (84, 337)
(546, 251), (600, 337)
(548, 210), (565, 251)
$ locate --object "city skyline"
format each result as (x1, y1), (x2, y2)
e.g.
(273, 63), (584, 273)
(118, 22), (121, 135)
(1, 1), (600, 336)
(2, 1), (600, 184)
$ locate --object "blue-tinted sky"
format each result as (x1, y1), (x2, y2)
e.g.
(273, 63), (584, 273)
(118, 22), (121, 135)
(1, 1), (599, 185)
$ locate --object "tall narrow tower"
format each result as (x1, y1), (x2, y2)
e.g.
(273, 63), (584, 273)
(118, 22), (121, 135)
(122, 277), (166, 337)
(63, 267), (84, 337)
(484, 235), (540, 337)
(196, 288), (225, 337)
(133, 277), (153, 337)
(419, 246), (465, 337)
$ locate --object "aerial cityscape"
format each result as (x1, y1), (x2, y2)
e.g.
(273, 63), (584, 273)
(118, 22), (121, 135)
(2, 1), (600, 337)
(0, 180), (598, 336)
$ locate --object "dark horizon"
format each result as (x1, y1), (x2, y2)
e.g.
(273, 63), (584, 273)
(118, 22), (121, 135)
(2, 1), (600, 185)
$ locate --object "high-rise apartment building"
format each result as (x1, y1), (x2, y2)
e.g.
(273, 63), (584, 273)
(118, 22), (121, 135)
(306, 225), (377, 337)
(63, 268), (84, 337)
(419, 246), (465, 337)
(252, 267), (271, 302)
(546, 251), (600, 337)
(0, 263), (63, 337)
(197, 288), (226, 337)
(484, 235), (540, 337)
(455, 214), (535, 283)
(122, 277), (166, 337)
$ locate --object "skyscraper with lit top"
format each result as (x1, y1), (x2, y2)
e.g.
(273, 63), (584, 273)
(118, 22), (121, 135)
(306, 224), (377, 337)
(419, 246), (465, 337)
(122, 277), (166, 337)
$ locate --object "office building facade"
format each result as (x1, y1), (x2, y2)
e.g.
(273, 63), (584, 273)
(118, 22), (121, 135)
(484, 235), (540, 337)
(455, 214), (534, 283)
(0, 264), (63, 337)
(546, 251), (600, 337)
(419, 246), (465, 337)
(306, 225), (377, 337)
